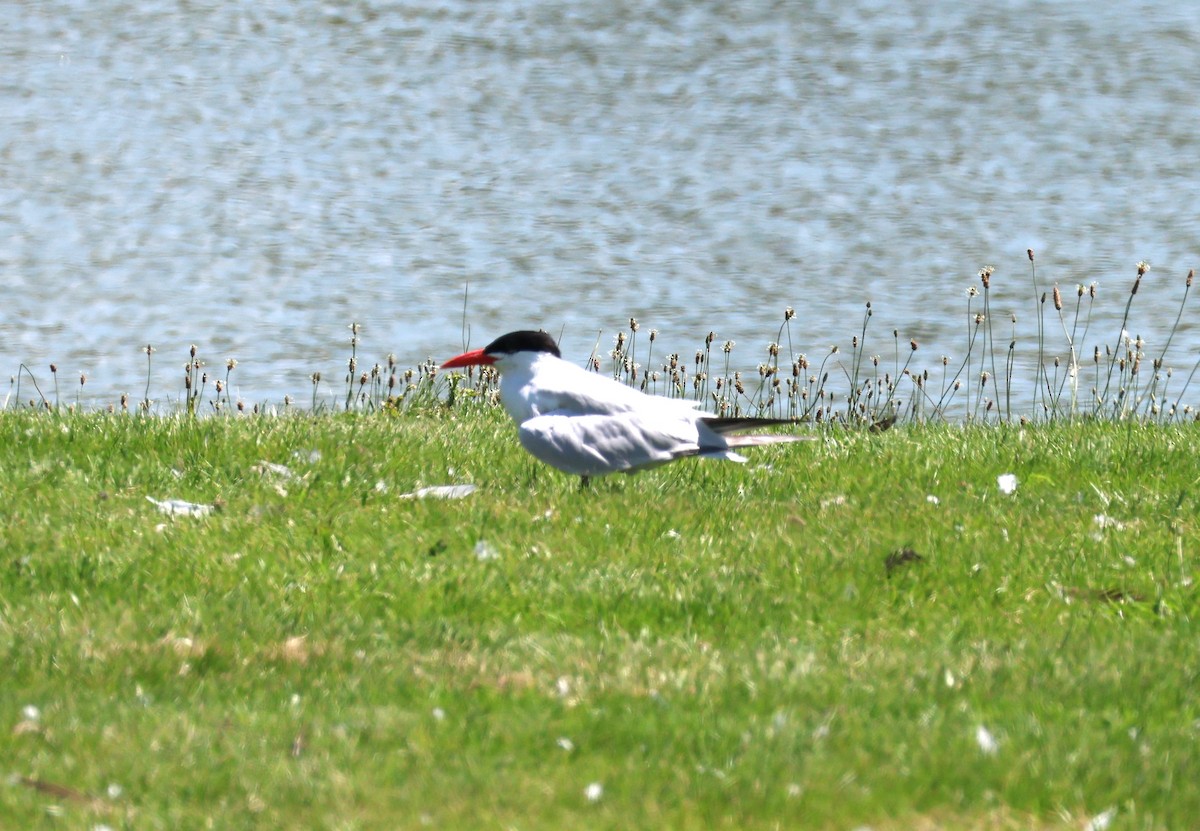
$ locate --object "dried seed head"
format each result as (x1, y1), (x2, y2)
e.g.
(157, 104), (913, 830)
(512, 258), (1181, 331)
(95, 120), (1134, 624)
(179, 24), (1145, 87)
(967, 285), (979, 298)
(190, 344), (197, 358)
(226, 357), (238, 371)
(1089, 282), (1097, 298)
(649, 329), (658, 342)
(1137, 260), (1150, 277)
(1027, 248), (1035, 262)
(723, 340), (735, 354)
(629, 318), (639, 332)
(910, 338), (918, 352)
(350, 322), (360, 335)
(216, 379), (224, 393)
(1189, 269), (1195, 288)
(784, 307), (795, 321)
(975, 313), (985, 325)
(706, 331), (715, 346)
(1053, 285), (1063, 310)
(311, 372), (321, 384)
(144, 344), (155, 356)
(1077, 283), (1085, 297)
(79, 373), (86, 386)
(50, 364), (57, 374)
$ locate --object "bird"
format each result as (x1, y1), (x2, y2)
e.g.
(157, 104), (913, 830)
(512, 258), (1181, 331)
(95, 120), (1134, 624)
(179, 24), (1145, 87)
(441, 329), (810, 483)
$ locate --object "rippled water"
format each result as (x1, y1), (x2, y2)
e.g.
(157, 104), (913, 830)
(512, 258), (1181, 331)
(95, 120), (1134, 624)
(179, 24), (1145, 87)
(3, 1), (1200, 410)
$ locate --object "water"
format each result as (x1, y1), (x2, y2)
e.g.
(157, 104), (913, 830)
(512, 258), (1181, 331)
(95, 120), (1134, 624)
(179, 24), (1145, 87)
(3, 0), (1200, 411)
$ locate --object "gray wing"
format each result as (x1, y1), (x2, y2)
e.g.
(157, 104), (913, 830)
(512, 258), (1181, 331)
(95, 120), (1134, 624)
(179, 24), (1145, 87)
(518, 412), (715, 477)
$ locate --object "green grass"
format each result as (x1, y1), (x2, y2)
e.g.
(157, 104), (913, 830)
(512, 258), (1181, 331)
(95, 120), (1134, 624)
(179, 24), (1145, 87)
(1, 408), (1197, 829)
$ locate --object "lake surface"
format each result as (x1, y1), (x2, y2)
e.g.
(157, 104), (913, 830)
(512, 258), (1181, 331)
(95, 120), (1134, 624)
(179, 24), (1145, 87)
(4, 0), (1200, 413)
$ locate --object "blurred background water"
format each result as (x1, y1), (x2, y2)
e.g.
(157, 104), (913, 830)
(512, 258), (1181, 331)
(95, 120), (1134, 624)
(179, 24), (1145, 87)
(3, 0), (1199, 411)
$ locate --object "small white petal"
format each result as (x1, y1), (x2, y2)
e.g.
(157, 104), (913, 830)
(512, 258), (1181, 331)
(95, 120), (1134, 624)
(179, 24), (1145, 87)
(432, 707), (446, 721)
(926, 494), (940, 505)
(474, 540), (499, 561)
(556, 737), (575, 752)
(996, 474), (1018, 495)
(584, 782), (603, 802)
(21, 705), (40, 721)
(975, 724), (999, 755)
(1086, 807), (1117, 831)
(146, 496), (213, 517)
(401, 484), (477, 500)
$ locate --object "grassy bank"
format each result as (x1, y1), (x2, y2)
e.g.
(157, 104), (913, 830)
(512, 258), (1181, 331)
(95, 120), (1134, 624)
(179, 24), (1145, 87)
(1, 409), (1197, 829)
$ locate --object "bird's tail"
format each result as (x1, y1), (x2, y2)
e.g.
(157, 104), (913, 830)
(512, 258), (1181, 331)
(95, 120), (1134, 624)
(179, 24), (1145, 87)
(700, 416), (797, 435)
(696, 421), (813, 462)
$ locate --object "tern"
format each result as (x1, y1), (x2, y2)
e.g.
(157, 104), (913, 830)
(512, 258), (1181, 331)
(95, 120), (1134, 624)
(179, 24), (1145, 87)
(441, 330), (809, 483)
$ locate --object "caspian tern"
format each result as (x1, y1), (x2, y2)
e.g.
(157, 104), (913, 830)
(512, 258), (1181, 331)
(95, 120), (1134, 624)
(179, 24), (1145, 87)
(441, 330), (809, 482)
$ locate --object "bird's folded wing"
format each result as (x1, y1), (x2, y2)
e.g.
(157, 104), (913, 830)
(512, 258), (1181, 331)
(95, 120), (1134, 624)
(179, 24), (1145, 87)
(518, 412), (702, 477)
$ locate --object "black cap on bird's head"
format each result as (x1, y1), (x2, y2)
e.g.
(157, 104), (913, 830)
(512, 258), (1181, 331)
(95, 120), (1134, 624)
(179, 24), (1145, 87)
(441, 329), (561, 369)
(483, 330), (561, 359)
